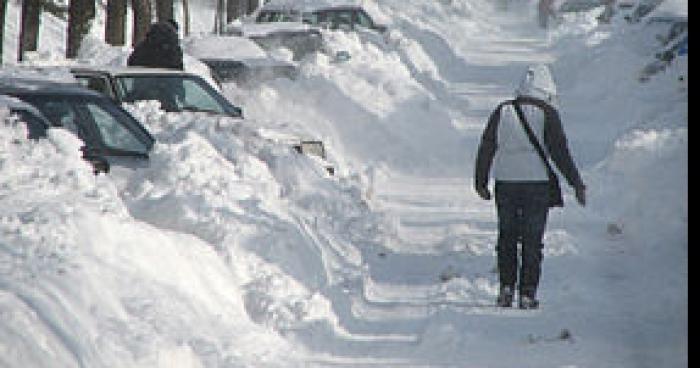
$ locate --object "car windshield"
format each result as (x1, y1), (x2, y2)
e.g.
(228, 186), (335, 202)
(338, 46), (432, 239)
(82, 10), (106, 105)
(19, 94), (153, 154)
(257, 10), (302, 22)
(115, 75), (240, 117)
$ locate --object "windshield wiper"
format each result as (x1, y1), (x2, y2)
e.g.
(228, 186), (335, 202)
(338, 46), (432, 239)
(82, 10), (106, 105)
(178, 106), (224, 114)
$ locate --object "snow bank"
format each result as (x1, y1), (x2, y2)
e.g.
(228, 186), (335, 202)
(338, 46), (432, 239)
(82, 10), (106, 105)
(0, 109), (310, 367)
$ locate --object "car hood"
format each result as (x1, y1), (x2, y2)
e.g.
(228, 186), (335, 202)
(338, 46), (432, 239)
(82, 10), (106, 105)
(183, 36), (269, 60)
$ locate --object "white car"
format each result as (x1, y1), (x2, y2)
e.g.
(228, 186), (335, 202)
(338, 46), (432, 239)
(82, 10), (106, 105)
(225, 2), (325, 61)
(231, 0), (387, 61)
(182, 35), (299, 86)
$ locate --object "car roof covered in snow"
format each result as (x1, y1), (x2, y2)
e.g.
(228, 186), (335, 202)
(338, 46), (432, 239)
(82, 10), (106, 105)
(182, 35), (269, 60)
(260, 0), (362, 13)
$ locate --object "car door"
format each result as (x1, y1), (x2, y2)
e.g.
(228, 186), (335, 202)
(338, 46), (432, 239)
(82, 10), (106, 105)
(20, 94), (153, 172)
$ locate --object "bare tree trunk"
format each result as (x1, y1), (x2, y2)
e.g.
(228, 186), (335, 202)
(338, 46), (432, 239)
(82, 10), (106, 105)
(214, 0), (225, 34)
(131, 0), (152, 46)
(247, 0), (259, 15)
(182, 0), (190, 36)
(106, 0), (127, 46)
(0, 0), (7, 64)
(227, 0), (241, 23)
(19, 0), (42, 62)
(155, 0), (173, 23)
(67, 0), (96, 59)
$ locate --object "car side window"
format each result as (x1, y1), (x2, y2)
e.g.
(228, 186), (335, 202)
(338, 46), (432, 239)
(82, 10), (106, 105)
(75, 76), (113, 98)
(302, 12), (317, 24)
(316, 11), (333, 26)
(85, 102), (149, 153)
(118, 77), (180, 111)
(333, 10), (354, 29)
(356, 10), (374, 28)
(31, 100), (82, 137)
(180, 79), (225, 113)
(257, 11), (271, 22)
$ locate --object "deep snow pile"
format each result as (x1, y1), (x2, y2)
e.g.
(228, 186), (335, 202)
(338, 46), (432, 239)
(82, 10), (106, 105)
(0, 107), (311, 367)
(1, 0), (687, 367)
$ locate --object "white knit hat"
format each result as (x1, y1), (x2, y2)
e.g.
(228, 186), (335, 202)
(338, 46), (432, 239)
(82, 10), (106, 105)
(516, 64), (558, 105)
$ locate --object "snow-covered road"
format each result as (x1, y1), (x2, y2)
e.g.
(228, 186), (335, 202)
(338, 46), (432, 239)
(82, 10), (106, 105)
(0, 0), (686, 367)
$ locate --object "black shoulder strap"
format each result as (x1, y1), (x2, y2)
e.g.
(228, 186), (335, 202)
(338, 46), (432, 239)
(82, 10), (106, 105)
(511, 100), (557, 178)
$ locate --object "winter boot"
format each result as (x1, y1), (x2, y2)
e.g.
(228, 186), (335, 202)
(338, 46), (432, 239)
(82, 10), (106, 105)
(518, 295), (540, 310)
(496, 286), (514, 308)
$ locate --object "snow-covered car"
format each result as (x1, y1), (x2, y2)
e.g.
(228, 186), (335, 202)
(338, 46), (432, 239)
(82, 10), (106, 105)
(557, 0), (606, 13)
(182, 35), (299, 86)
(0, 77), (155, 174)
(306, 4), (388, 34)
(225, 2), (325, 61)
(70, 66), (244, 117)
(0, 94), (50, 140)
(623, 0), (664, 23)
(233, 1), (386, 60)
(71, 66), (333, 174)
(637, 14), (687, 82)
(244, 24), (324, 62)
(645, 14), (687, 47)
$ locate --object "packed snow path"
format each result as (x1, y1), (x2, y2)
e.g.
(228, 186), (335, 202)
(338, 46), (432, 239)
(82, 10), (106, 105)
(287, 10), (587, 365)
(287, 6), (687, 366)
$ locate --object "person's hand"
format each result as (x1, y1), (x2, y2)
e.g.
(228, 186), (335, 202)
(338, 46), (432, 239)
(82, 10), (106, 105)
(476, 186), (492, 201)
(575, 185), (586, 207)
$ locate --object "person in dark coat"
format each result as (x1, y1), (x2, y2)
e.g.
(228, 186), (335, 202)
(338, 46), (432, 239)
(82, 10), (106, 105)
(538, 0), (557, 29)
(128, 21), (184, 70)
(474, 65), (586, 309)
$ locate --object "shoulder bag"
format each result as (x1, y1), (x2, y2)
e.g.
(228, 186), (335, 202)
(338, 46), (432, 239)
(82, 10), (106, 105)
(511, 101), (564, 208)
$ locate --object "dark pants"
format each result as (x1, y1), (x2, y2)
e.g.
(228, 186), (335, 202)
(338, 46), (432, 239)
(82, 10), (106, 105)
(495, 181), (550, 298)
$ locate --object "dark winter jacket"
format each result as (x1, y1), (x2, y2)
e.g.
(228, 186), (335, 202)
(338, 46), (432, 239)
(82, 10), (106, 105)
(128, 22), (184, 71)
(475, 96), (584, 191)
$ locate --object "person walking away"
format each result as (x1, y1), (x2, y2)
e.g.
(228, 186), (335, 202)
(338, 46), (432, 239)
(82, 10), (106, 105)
(598, 0), (617, 23)
(538, 0), (557, 29)
(474, 65), (586, 309)
(128, 20), (184, 70)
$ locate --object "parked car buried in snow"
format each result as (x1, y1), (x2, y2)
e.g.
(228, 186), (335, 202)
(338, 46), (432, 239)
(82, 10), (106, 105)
(71, 66), (334, 174)
(0, 77), (155, 174)
(182, 35), (299, 86)
(227, 2), (325, 61)
(306, 4), (388, 35)
(70, 66), (244, 117)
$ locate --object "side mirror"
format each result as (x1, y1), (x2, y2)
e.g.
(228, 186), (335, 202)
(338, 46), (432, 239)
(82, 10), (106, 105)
(229, 106), (244, 118)
(81, 147), (110, 175)
(86, 156), (110, 175)
(373, 24), (388, 33)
